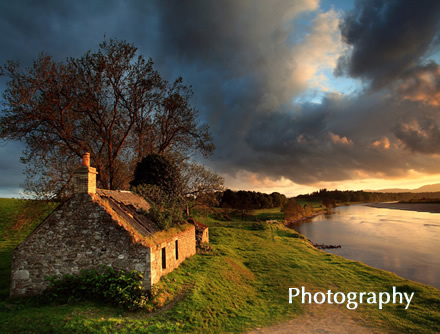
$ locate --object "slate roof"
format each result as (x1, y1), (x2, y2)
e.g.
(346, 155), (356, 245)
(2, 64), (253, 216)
(96, 189), (160, 237)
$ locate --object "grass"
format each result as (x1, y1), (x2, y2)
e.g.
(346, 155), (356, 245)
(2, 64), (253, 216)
(295, 200), (323, 209)
(252, 207), (285, 221)
(0, 199), (439, 332)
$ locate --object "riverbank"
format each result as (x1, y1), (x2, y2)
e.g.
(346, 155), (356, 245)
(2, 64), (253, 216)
(1, 199), (439, 333)
(366, 202), (440, 213)
(284, 209), (326, 226)
(289, 203), (440, 291)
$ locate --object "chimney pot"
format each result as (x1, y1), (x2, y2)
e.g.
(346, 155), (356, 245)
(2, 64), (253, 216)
(82, 152), (90, 167)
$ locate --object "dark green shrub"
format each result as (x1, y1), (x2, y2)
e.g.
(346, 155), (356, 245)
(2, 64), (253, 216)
(44, 266), (148, 310)
(146, 201), (184, 230)
(132, 184), (185, 230)
(130, 154), (183, 199)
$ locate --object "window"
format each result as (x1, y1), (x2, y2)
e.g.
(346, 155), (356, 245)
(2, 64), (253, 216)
(161, 247), (166, 269)
(175, 240), (179, 260)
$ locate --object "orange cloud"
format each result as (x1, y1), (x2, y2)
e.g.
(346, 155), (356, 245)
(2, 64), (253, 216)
(371, 137), (391, 149)
(329, 132), (353, 145)
(400, 121), (428, 138)
(397, 63), (440, 106)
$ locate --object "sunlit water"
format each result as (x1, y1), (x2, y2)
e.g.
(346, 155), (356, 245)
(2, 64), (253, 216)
(289, 204), (440, 289)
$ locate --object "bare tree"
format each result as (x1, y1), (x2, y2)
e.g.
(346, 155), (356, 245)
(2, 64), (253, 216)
(0, 39), (214, 199)
(181, 162), (224, 210)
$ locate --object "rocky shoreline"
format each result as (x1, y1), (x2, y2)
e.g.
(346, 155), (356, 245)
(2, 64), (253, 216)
(309, 240), (341, 249)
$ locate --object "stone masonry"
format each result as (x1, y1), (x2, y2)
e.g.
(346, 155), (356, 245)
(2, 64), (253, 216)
(73, 153), (97, 194)
(150, 225), (196, 286)
(10, 193), (150, 296)
(10, 153), (197, 297)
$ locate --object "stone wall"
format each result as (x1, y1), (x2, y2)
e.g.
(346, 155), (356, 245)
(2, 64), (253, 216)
(200, 228), (209, 244)
(73, 166), (98, 194)
(10, 193), (150, 297)
(150, 225), (196, 286)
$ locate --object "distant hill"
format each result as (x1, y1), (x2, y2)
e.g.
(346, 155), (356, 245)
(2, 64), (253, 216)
(366, 183), (440, 193)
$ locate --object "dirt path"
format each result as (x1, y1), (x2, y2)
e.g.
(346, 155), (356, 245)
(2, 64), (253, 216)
(248, 304), (386, 334)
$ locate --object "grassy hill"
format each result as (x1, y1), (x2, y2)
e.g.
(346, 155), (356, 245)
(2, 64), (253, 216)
(0, 199), (439, 333)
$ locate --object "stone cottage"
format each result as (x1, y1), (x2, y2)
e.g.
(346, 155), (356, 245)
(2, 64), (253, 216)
(10, 153), (197, 297)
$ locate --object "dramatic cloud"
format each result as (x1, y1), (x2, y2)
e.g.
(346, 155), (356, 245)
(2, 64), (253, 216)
(395, 62), (440, 106)
(151, 0), (330, 105)
(149, 0), (355, 184)
(238, 92), (440, 184)
(147, 0), (440, 187)
(2, 0), (440, 196)
(336, 0), (440, 89)
(395, 111), (440, 154)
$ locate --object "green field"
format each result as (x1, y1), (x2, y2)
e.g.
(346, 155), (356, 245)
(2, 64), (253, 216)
(0, 199), (439, 333)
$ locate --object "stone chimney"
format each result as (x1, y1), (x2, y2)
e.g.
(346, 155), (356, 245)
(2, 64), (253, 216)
(73, 153), (98, 194)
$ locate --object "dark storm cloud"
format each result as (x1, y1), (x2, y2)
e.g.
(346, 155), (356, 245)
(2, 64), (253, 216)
(2, 0), (440, 195)
(0, 0), (161, 68)
(227, 93), (440, 184)
(330, 0), (440, 167)
(148, 0), (337, 182)
(395, 108), (440, 154)
(1, 1), (93, 62)
(147, 0), (440, 185)
(336, 0), (440, 89)
(394, 62), (440, 106)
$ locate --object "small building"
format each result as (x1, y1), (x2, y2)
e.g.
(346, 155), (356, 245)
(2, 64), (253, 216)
(10, 153), (196, 297)
(188, 218), (209, 246)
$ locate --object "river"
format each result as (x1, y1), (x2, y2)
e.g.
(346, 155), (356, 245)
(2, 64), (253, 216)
(289, 204), (440, 290)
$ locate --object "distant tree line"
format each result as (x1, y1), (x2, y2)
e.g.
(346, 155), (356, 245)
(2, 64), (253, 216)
(296, 189), (440, 203)
(220, 190), (288, 210)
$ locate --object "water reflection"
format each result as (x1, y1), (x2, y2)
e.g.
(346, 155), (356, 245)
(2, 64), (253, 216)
(289, 204), (440, 289)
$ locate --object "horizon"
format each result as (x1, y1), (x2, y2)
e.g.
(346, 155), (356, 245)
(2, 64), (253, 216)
(2, 0), (440, 198)
(4, 181), (440, 200)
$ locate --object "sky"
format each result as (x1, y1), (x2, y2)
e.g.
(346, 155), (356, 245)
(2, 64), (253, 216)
(2, 0), (440, 197)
